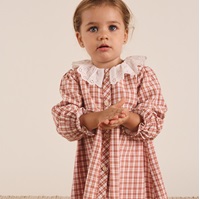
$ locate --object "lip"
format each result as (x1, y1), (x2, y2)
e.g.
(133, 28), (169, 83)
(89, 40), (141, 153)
(97, 44), (111, 51)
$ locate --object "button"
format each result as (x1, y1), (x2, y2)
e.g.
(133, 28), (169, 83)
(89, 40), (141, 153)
(104, 100), (110, 107)
(102, 166), (108, 172)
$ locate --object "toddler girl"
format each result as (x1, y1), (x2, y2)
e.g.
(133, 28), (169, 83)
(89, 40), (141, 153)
(52, 0), (168, 198)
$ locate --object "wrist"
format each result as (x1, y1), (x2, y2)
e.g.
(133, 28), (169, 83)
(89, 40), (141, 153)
(122, 112), (142, 131)
(80, 111), (101, 131)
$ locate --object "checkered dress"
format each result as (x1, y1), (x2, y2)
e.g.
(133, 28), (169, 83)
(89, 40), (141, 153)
(52, 56), (168, 199)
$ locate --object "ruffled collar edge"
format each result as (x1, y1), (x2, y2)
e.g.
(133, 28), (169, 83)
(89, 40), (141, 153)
(72, 56), (147, 87)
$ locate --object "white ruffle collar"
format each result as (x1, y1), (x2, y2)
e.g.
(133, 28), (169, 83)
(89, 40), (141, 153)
(72, 56), (146, 87)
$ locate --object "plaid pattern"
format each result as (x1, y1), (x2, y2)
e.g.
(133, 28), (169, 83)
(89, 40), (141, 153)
(97, 69), (111, 199)
(52, 57), (168, 199)
(97, 131), (110, 198)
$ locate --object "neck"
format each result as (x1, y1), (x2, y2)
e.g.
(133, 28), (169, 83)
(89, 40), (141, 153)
(92, 58), (123, 69)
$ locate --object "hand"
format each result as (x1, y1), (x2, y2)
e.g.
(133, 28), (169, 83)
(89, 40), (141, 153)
(80, 98), (141, 131)
(79, 98), (126, 131)
(98, 108), (130, 130)
(98, 99), (130, 130)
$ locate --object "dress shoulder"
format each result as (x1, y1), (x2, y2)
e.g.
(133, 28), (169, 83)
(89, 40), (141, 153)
(61, 67), (81, 82)
(136, 64), (160, 82)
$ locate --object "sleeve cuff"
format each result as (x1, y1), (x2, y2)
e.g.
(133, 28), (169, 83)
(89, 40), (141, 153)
(123, 109), (159, 140)
(75, 107), (96, 136)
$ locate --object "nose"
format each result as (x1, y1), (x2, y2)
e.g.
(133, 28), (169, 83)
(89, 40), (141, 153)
(97, 29), (109, 40)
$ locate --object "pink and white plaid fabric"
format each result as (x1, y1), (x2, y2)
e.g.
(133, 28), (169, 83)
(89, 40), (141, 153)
(52, 56), (168, 199)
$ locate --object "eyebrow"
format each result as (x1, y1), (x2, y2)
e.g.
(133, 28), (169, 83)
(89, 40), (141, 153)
(85, 21), (121, 26)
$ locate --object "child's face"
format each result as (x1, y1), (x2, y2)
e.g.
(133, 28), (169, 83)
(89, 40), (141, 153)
(76, 5), (128, 68)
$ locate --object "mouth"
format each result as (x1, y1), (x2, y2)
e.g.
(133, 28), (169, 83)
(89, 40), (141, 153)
(97, 44), (110, 50)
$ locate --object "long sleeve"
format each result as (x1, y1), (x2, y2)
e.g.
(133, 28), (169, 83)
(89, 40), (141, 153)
(126, 66), (167, 140)
(51, 69), (95, 141)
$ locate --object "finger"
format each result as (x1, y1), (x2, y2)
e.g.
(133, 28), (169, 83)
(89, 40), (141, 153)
(118, 114), (126, 118)
(99, 119), (109, 126)
(109, 120), (119, 125)
(111, 115), (119, 120)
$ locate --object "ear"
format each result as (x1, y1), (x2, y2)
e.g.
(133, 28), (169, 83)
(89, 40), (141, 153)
(76, 32), (85, 48)
(123, 28), (129, 44)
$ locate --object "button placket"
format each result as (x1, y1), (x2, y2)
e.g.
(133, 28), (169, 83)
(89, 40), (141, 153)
(97, 70), (111, 199)
(102, 69), (111, 109)
(98, 132), (110, 198)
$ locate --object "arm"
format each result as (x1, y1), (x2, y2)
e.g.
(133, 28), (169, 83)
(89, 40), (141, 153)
(128, 66), (167, 140)
(79, 111), (100, 131)
(122, 111), (143, 132)
(88, 67), (167, 139)
(100, 66), (167, 139)
(51, 70), (95, 141)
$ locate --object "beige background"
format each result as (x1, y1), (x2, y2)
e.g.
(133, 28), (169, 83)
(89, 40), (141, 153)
(0, 0), (198, 197)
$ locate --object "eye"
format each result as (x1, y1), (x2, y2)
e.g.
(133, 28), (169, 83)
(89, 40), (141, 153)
(109, 25), (117, 31)
(89, 26), (98, 32)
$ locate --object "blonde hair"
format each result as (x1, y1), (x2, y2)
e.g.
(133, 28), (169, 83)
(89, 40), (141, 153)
(73, 0), (133, 32)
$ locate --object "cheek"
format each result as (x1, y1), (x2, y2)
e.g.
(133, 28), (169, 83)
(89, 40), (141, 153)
(82, 35), (94, 44)
(84, 42), (96, 54)
(115, 36), (125, 46)
(84, 40), (94, 49)
(117, 32), (127, 42)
